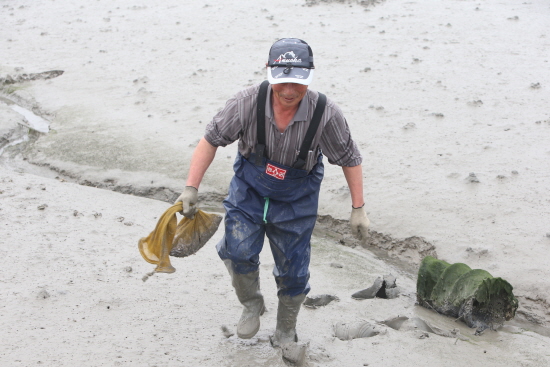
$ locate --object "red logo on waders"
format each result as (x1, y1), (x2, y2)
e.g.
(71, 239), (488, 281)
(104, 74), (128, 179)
(266, 163), (287, 180)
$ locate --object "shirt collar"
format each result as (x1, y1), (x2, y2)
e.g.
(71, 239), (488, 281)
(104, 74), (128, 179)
(266, 86), (309, 122)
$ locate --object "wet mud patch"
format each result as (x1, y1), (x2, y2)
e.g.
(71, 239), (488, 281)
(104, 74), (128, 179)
(0, 71), (61, 156)
(514, 296), (550, 334)
(0, 69), (63, 124)
(316, 214), (437, 271)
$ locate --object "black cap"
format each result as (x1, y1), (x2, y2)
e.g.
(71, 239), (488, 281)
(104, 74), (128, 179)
(267, 38), (315, 85)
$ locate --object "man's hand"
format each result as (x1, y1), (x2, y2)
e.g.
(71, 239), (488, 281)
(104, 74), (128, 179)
(174, 186), (198, 219)
(350, 206), (370, 241)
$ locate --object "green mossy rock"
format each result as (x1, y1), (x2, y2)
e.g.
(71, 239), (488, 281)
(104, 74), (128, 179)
(417, 256), (518, 330)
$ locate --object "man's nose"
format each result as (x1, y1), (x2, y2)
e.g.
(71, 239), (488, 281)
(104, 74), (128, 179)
(282, 83), (296, 93)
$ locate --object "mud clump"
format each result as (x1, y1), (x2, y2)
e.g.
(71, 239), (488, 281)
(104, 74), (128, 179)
(366, 234), (437, 265)
(304, 294), (339, 308)
(352, 274), (400, 300)
(281, 342), (308, 366)
(1, 70), (64, 85)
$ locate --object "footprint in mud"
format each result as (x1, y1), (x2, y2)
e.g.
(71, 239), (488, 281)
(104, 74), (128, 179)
(379, 316), (468, 340)
(333, 321), (382, 340)
(221, 325), (234, 338)
(333, 316), (468, 342)
(379, 315), (408, 330)
(281, 342), (308, 366)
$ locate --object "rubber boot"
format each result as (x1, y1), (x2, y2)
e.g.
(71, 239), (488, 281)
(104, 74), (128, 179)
(224, 260), (266, 339)
(270, 293), (306, 347)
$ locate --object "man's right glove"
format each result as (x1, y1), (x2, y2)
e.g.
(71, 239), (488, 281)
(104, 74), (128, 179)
(174, 186), (198, 219)
(350, 205), (370, 241)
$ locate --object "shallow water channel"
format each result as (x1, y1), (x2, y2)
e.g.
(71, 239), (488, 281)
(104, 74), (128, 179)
(0, 95), (50, 156)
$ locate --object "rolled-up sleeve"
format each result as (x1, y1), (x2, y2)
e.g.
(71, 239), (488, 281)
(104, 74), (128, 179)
(320, 106), (363, 167)
(204, 97), (242, 147)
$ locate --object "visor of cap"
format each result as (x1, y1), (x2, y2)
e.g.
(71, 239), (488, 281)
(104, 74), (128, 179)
(267, 66), (314, 85)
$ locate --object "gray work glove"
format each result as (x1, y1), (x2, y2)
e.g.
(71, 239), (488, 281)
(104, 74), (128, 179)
(350, 205), (370, 241)
(174, 186), (198, 219)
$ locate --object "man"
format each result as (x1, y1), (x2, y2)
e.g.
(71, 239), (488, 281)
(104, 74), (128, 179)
(176, 38), (370, 346)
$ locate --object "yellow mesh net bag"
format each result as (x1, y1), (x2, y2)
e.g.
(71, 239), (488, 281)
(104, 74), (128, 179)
(138, 203), (222, 273)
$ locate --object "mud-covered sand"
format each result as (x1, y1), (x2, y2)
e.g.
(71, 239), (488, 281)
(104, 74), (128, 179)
(1, 0), (550, 366)
(2, 169), (549, 366)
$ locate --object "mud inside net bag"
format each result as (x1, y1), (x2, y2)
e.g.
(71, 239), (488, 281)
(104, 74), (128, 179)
(170, 209), (223, 257)
(138, 203), (222, 273)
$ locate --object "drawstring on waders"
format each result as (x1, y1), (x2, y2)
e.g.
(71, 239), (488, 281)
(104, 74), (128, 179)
(263, 197), (270, 224)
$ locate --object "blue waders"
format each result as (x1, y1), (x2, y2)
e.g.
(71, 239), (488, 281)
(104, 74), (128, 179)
(217, 152), (324, 296)
(217, 81), (327, 297)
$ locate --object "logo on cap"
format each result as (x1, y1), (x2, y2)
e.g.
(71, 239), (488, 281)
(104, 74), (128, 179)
(274, 51), (302, 64)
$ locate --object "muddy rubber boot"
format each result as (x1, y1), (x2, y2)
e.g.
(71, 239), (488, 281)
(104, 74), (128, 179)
(270, 293), (306, 347)
(224, 261), (266, 339)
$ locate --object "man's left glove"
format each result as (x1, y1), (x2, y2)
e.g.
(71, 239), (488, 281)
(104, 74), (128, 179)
(174, 186), (198, 219)
(350, 205), (370, 241)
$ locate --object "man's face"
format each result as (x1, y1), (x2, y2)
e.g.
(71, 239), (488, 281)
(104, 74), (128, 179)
(271, 83), (308, 109)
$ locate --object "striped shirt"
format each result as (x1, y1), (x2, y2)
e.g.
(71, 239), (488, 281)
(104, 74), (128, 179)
(204, 83), (362, 172)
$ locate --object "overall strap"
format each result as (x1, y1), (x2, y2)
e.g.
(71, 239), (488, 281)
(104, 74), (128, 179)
(255, 80), (270, 166)
(292, 92), (326, 169)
